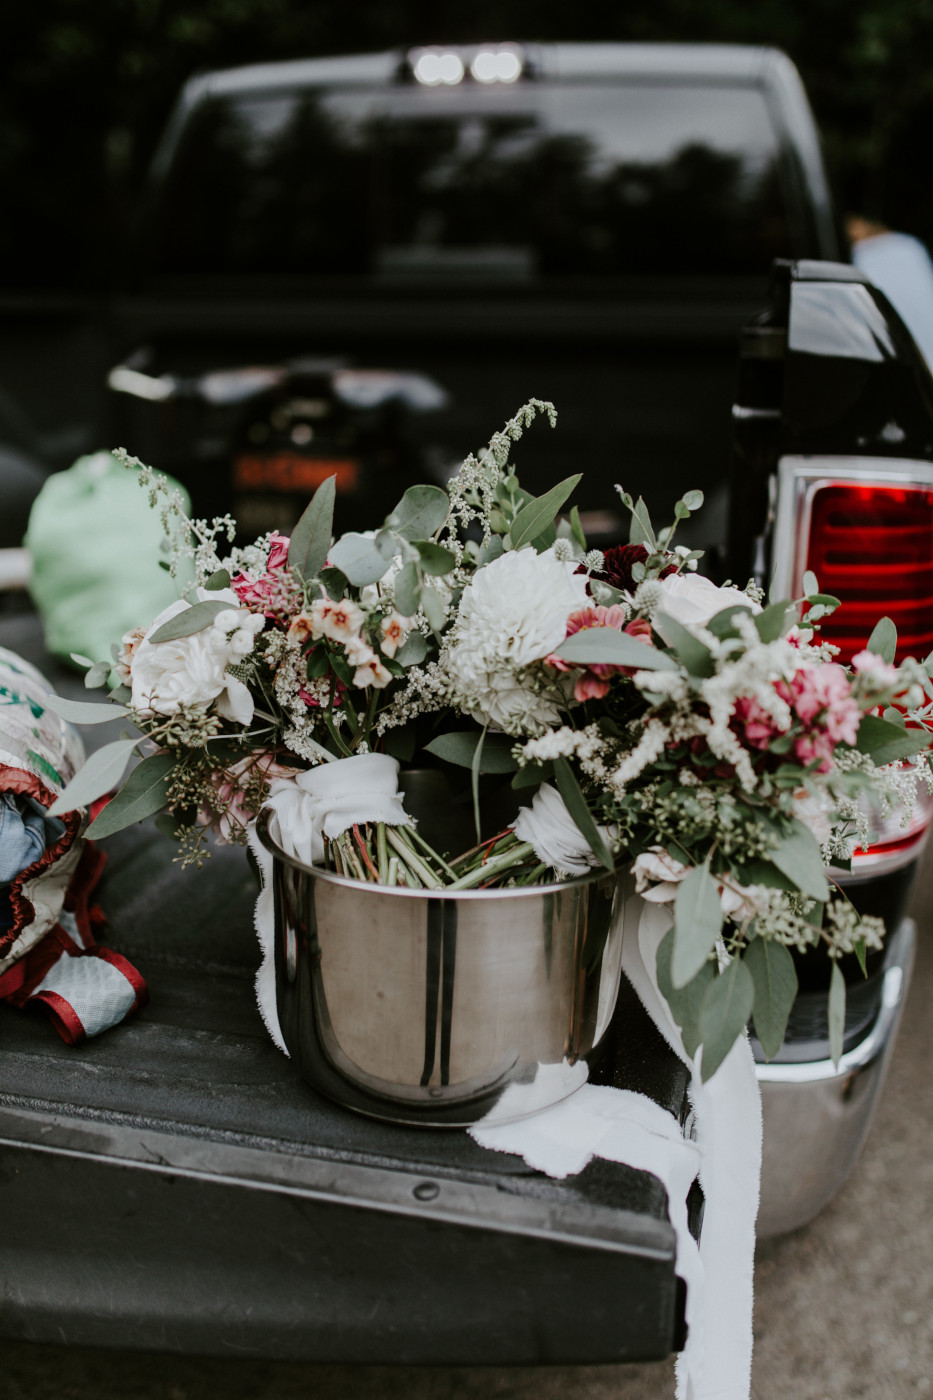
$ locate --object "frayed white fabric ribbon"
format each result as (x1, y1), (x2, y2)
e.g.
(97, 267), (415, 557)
(471, 890), (761, 1400)
(511, 783), (612, 877)
(249, 751), (412, 1054)
(263, 751), (411, 868)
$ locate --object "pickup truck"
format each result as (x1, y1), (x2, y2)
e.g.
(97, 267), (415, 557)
(1, 40), (930, 1370)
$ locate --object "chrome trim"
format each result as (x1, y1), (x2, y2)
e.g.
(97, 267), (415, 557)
(756, 917), (915, 1236)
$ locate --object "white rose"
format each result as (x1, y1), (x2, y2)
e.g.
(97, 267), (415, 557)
(130, 588), (263, 725)
(632, 846), (691, 903)
(654, 573), (761, 642)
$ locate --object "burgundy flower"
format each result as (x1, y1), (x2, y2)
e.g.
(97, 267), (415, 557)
(594, 544), (677, 592)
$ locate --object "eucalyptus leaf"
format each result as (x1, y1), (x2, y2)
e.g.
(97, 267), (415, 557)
(395, 631), (427, 666)
(553, 756), (614, 872)
(671, 861), (723, 989)
(802, 570), (819, 596)
(83, 662), (111, 689)
(479, 536), (505, 566)
(511, 760), (552, 789)
(866, 615), (897, 665)
(509, 474), (582, 551)
(570, 505), (587, 551)
(44, 694), (130, 725)
(855, 713), (929, 767)
(415, 540), (456, 576)
(754, 600), (795, 643)
(554, 627), (677, 670)
(328, 532), (393, 587)
(745, 937), (799, 1060)
(424, 731), (519, 773)
(682, 490), (704, 512)
(653, 612), (715, 679)
(421, 588), (446, 632)
(657, 927), (716, 1058)
(288, 475), (336, 580)
(46, 738), (140, 817)
(627, 496), (657, 551)
(394, 561), (421, 617)
(86, 752), (177, 838)
(150, 600), (230, 644)
(828, 961), (847, 1067)
(761, 815), (830, 901)
(698, 958), (755, 1079)
(109, 684), (132, 704)
(387, 484), (450, 541)
(204, 568), (232, 592)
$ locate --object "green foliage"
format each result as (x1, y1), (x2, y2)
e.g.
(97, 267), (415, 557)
(508, 474), (582, 551)
(86, 752), (177, 837)
(150, 600), (230, 643)
(424, 731), (520, 772)
(288, 475), (336, 581)
(670, 861), (723, 988)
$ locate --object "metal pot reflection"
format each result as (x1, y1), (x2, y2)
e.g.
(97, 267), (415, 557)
(257, 774), (626, 1127)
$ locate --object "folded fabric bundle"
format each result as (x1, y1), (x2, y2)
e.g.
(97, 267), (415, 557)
(0, 646), (147, 1043)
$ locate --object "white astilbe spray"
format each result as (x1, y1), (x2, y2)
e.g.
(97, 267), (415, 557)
(114, 447), (237, 584)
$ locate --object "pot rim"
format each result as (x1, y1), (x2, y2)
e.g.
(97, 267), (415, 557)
(255, 810), (619, 900)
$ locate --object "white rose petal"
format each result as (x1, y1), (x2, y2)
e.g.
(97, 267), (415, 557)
(654, 573), (761, 643)
(130, 587), (263, 723)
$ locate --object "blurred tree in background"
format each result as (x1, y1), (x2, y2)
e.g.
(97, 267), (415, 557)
(3, 0), (933, 290)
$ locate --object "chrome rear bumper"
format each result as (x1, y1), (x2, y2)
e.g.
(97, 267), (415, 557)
(756, 917), (915, 1237)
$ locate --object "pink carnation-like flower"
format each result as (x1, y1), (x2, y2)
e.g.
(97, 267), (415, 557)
(545, 607), (654, 701)
(732, 694), (787, 750)
(851, 649), (899, 688)
(771, 662), (860, 772)
(232, 532), (302, 623)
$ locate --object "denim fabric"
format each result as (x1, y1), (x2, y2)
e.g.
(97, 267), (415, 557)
(0, 793), (65, 885)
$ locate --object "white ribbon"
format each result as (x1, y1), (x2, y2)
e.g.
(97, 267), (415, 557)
(511, 783), (611, 878)
(471, 887), (762, 1400)
(263, 752), (411, 869)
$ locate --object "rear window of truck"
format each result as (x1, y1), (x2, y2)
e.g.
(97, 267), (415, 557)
(152, 81), (798, 283)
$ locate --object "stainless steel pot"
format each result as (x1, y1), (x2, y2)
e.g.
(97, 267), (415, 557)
(257, 801), (626, 1128)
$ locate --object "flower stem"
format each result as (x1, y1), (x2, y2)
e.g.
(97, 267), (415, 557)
(448, 841), (536, 890)
(385, 826), (441, 888)
(377, 822), (389, 884)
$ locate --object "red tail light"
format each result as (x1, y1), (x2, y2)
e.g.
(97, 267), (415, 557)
(773, 458), (933, 875)
(773, 458), (933, 664)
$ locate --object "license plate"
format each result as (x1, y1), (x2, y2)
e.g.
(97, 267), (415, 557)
(233, 452), (360, 494)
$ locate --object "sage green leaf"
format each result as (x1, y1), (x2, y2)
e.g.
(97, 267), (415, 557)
(395, 631), (427, 666)
(109, 684), (132, 704)
(653, 612), (715, 678)
(745, 937), (798, 1060)
(150, 600), (230, 644)
(511, 760), (552, 789)
(553, 756), (614, 872)
(698, 958), (755, 1079)
(479, 536), (505, 566)
(509, 474), (582, 551)
(288, 474), (336, 580)
(866, 615), (897, 665)
(705, 603), (757, 640)
(671, 861), (723, 989)
(828, 961), (847, 1067)
(657, 927), (715, 1058)
(802, 570), (819, 596)
(627, 496), (657, 551)
(415, 540), (456, 576)
(761, 815), (830, 901)
(47, 738), (140, 817)
(855, 713), (929, 767)
(84, 661), (110, 689)
(554, 627), (677, 670)
(754, 600), (795, 643)
(204, 568), (232, 591)
(682, 489), (704, 512)
(421, 588), (446, 632)
(424, 731), (519, 773)
(387, 484), (449, 541)
(570, 505), (587, 551)
(86, 752), (177, 838)
(328, 532), (392, 587)
(44, 694), (130, 725)
(394, 562), (421, 617)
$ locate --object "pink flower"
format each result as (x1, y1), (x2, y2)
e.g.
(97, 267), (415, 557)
(732, 694), (787, 750)
(851, 649), (899, 688)
(198, 752), (298, 843)
(545, 607), (654, 701)
(232, 533), (302, 623)
(380, 612), (409, 658)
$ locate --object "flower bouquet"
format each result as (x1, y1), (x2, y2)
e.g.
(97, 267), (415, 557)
(48, 400), (933, 1078)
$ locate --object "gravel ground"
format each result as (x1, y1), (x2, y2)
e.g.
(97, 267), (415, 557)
(2, 860), (931, 1400)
